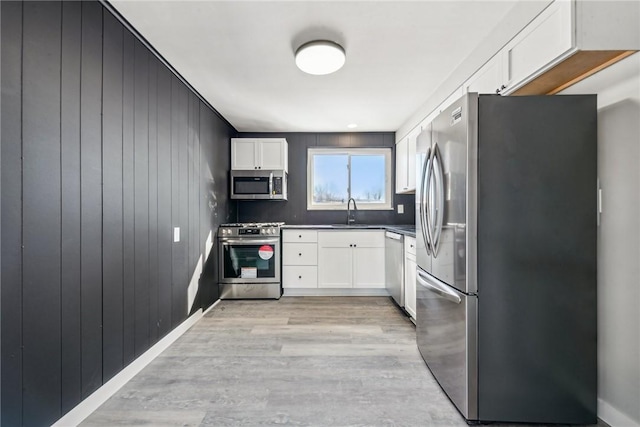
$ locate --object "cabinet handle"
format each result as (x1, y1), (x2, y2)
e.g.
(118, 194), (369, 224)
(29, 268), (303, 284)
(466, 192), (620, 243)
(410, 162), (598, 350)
(410, 244), (414, 248)
(298, 275), (302, 279)
(354, 244), (357, 248)
(349, 244), (353, 247)
(298, 235), (302, 238)
(298, 253), (302, 256)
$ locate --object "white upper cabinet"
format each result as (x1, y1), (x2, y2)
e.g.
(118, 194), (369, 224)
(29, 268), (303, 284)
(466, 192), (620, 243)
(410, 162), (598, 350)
(231, 138), (259, 170)
(501, 0), (573, 95)
(463, 53), (504, 95)
(503, 0), (638, 95)
(395, 137), (409, 193)
(231, 138), (288, 171)
(398, 0), (638, 145)
(258, 139), (288, 170)
(395, 128), (419, 194)
(439, 86), (465, 114)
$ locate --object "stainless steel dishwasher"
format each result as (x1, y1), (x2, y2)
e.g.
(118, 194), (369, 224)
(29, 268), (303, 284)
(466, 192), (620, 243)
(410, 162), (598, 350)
(385, 231), (404, 307)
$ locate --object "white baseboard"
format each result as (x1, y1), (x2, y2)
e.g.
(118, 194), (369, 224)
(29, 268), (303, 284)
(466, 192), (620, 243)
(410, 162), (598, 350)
(283, 288), (390, 297)
(599, 398), (640, 427)
(51, 308), (206, 427)
(203, 298), (220, 316)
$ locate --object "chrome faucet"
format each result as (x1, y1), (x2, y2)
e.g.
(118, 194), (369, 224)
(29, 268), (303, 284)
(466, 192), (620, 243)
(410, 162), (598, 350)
(347, 197), (357, 224)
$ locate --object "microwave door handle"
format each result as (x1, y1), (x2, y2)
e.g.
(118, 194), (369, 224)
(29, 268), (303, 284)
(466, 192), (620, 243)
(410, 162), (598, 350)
(269, 172), (274, 198)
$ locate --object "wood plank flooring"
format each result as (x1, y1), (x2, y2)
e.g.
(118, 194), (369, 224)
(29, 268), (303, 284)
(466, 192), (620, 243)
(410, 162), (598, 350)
(80, 297), (604, 427)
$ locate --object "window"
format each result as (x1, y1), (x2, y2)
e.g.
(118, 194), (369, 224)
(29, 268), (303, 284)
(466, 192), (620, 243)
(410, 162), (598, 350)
(307, 148), (392, 210)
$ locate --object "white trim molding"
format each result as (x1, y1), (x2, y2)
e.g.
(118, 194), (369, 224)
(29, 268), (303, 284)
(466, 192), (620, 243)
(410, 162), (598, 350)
(283, 288), (390, 297)
(598, 398), (640, 427)
(51, 308), (208, 427)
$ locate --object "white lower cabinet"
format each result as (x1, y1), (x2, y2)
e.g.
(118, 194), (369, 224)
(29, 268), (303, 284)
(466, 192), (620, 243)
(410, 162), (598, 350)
(282, 266), (318, 289)
(317, 246), (352, 288)
(317, 230), (385, 289)
(282, 230), (318, 289)
(353, 247), (386, 288)
(404, 236), (417, 321)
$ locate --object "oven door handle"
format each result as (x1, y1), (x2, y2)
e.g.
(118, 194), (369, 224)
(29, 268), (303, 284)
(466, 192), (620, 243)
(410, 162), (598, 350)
(220, 238), (280, 245)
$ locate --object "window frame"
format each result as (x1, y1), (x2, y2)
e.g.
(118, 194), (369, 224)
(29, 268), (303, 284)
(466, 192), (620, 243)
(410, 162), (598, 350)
(306, 147), (393, 211)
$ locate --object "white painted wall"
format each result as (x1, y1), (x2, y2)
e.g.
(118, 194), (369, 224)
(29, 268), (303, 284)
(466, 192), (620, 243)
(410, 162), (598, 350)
(561, 53), (640, 427)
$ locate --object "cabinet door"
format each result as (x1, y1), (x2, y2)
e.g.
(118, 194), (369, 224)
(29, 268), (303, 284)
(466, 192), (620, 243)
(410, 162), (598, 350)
(405, 253), (417, 320)
(258, 139), (287, 170)
(439, 86), (464, 113)
(317, 247), (352, 288)
(464, 53), (504, 94)
(231, 138), (258, 170)
(407, 131), (417, 192)
(395, 137), (409, 193)
(502, 0), (572, 93)
(353, 247), (385, 288)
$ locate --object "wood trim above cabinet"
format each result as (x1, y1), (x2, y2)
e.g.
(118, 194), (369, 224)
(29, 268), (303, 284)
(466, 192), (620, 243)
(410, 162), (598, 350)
(512, 50), (637, 95)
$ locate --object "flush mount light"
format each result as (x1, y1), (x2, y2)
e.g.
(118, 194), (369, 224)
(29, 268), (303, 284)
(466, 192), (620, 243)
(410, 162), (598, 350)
(347, 123), (358, 129)
(295, 40), (346, 75)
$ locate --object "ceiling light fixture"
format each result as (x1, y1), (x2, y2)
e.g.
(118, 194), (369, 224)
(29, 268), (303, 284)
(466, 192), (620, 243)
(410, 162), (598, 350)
(347, 123), (358, 129)
(295, 40), (346, 75)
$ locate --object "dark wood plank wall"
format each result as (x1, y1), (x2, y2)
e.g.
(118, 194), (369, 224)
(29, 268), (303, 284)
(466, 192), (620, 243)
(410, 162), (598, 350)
(0, 4), (24, 424)
(80, 1), (104, 399)
(236, 132), (416, 225)
(102, 7), (125, 385)
(21, 3), (63, 425)
(60, 1), (83, 414)
(0, 1), (236, 425)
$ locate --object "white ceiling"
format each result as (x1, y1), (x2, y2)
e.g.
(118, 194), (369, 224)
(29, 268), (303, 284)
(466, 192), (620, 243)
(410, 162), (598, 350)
(110, 0), (520, 133)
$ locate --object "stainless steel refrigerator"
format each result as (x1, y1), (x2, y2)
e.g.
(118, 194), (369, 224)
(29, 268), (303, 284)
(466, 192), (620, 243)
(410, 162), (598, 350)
(415, 93), (597, 424)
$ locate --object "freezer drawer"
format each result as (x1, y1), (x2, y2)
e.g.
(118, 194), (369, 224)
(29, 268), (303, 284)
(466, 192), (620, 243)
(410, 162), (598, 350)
(416, 268), (477, 420)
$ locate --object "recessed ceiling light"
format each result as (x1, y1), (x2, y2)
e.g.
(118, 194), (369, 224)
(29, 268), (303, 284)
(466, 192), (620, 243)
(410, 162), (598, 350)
(295, 40), (346, 75)
(347, 123), (358, 129)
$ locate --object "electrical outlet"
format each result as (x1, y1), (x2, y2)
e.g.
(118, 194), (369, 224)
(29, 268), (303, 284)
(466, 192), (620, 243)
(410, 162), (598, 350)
(173, 227), (181, 243)
(397, 204), (404, 214)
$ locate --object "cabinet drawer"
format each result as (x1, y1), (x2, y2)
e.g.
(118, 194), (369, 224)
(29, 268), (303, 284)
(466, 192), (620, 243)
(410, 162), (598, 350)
(405, 236), (417, 256)
(318, 230), (384, 248)
(283, 243), (318, 265)
(282, 229), (318, 243)
(283, 266), (318, 288)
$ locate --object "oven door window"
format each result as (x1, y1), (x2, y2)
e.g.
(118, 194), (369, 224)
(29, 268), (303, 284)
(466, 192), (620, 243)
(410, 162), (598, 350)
(222, 243), (277, 280)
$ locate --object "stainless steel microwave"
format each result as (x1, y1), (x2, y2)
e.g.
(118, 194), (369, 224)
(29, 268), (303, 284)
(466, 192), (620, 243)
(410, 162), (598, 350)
(230, 170), (288, 200)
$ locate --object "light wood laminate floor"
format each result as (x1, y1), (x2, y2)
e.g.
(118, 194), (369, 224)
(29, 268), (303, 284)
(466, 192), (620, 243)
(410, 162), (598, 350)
(81, 297), (604, 427)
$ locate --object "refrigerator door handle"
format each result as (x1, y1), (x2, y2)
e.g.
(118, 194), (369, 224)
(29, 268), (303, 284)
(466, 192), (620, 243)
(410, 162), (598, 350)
(417, 269), (462, 304)
(424, 147), (435, 253)
(419, 148), (432, 254)
(431, 143), (445, 256)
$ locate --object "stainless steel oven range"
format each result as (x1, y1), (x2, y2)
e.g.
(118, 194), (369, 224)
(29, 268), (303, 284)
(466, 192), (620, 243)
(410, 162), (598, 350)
(218, 222), (284, 299)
